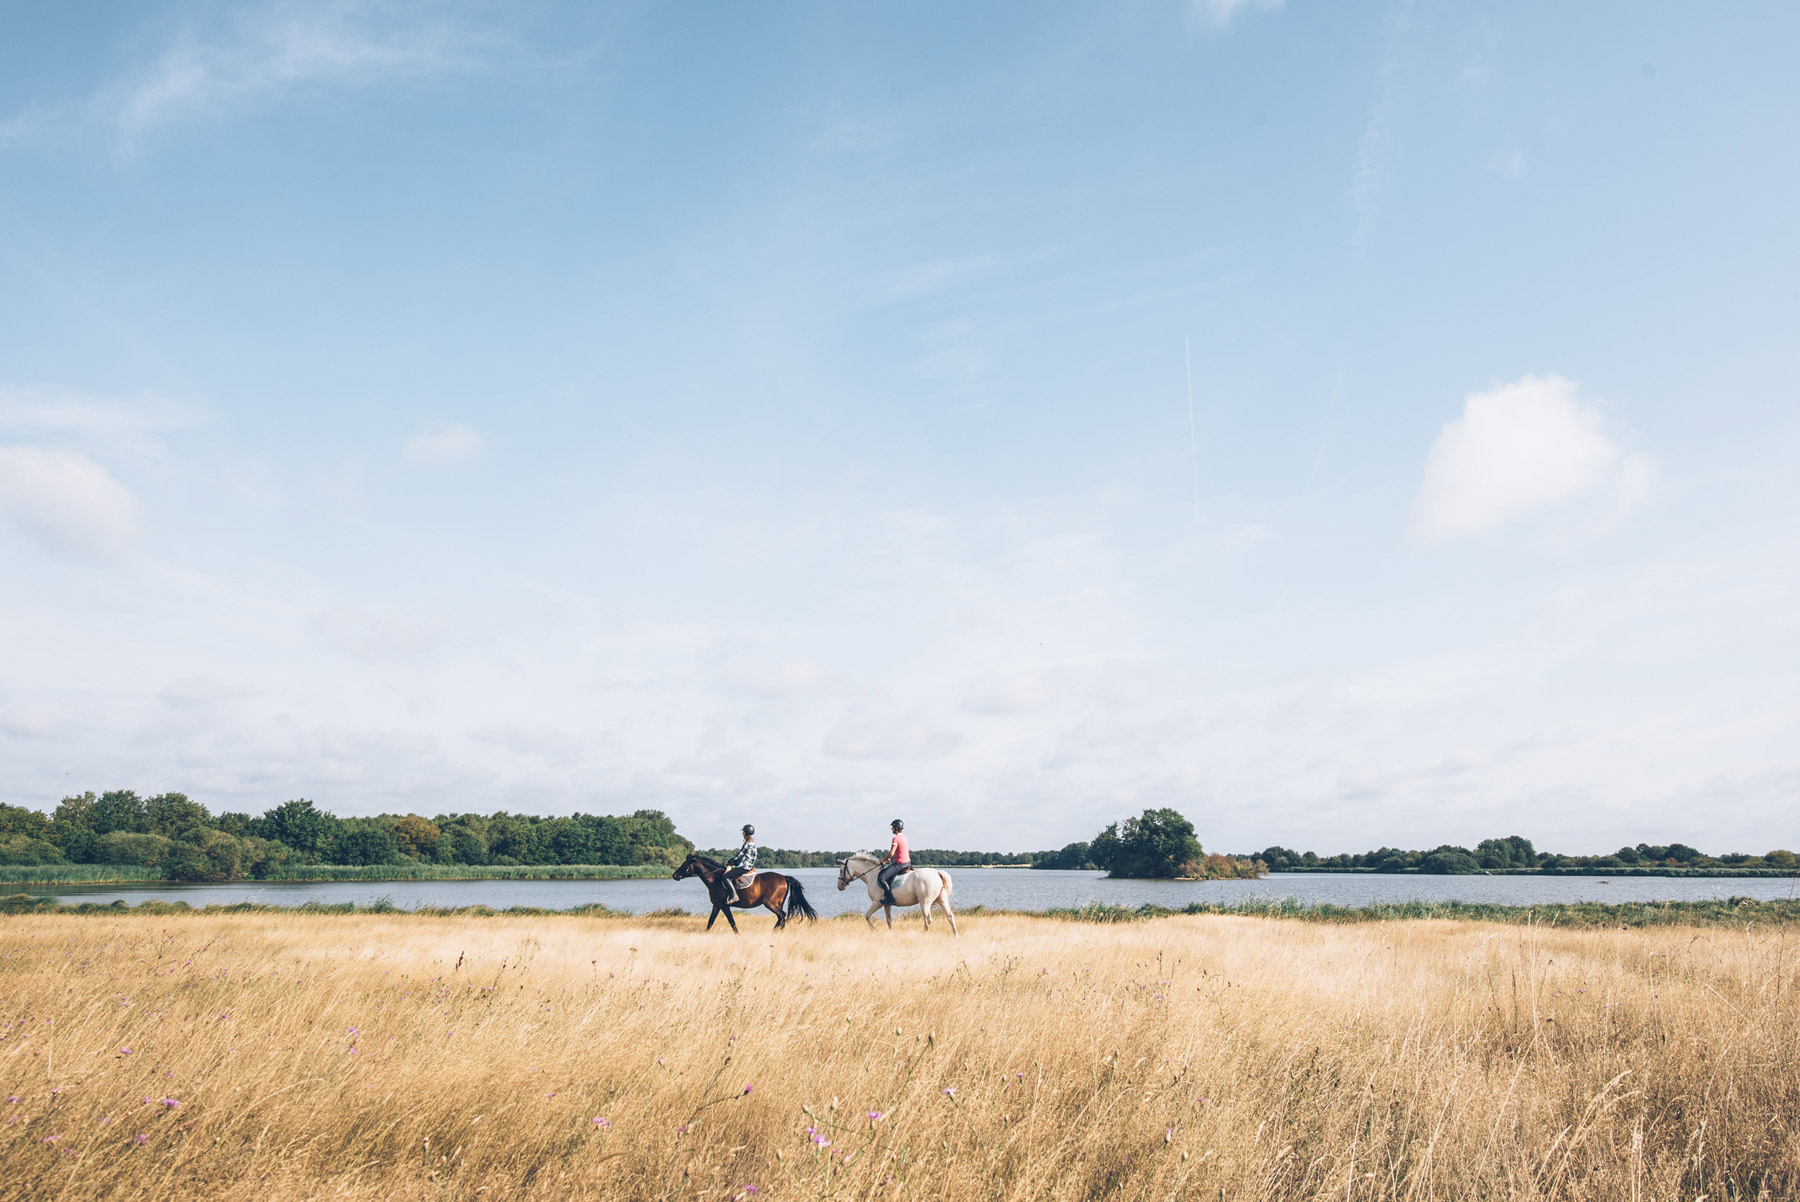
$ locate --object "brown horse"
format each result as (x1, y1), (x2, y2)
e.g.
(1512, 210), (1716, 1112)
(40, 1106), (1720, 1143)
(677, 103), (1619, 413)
(672, 853), (818, 933)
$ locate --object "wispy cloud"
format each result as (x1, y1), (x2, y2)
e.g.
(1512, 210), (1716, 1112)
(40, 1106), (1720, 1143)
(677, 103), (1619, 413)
(1349, 0), (1414, 258)
(1188, 0), (1284, 30)
(402, 422), (483, 464)
(103, 1), (484, 144)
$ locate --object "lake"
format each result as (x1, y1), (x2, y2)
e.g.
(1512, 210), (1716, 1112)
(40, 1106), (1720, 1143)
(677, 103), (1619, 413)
(19, 869), (1799, 915)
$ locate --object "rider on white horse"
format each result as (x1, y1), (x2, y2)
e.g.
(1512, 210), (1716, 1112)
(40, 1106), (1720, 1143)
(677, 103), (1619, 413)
(877, 818), (910, 906)
(724, 824), (756, 904)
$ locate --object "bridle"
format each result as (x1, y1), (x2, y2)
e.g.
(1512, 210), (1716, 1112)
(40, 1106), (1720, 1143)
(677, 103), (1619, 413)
(839, 855), (879, 887)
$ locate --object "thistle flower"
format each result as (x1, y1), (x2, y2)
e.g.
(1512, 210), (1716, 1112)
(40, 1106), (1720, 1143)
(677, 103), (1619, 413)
(592, 1116), (611, 1128)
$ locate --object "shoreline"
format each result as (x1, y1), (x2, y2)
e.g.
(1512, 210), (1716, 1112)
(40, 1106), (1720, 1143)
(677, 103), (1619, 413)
(6, 893), (1797, 927)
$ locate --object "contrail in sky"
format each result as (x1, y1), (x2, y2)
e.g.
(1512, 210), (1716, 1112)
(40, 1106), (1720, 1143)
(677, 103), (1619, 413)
(1185, 337), (1201, 523)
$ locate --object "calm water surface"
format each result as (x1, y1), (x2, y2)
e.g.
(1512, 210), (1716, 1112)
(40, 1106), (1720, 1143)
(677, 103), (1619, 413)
(22, 870), (1800, 915)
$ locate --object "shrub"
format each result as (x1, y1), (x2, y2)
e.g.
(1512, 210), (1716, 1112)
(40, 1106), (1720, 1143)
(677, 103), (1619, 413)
(92, 831), (173, 867)
(0, 836), (65, 866)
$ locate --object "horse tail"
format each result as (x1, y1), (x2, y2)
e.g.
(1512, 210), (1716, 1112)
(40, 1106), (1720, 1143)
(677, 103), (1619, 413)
(783, 876), (819, 923)
(936, 869), (953, 896)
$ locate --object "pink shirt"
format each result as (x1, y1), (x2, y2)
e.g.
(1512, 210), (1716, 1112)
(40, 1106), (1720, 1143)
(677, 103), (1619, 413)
(890, 833), (910, 864)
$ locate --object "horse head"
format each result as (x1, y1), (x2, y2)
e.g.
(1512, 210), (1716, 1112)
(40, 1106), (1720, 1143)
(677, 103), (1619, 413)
(837, 851), (878, 892)
(672, 853), (703, 881)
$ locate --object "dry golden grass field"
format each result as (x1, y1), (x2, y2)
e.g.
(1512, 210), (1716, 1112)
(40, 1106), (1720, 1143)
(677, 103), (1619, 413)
(1, 911), (1796, 1201)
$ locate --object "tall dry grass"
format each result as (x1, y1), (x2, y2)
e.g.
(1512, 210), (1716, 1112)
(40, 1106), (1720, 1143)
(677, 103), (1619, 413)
(1, 911), (1795, 1200)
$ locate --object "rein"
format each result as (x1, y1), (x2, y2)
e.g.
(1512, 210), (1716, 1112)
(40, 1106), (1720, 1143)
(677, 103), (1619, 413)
(842, 856), (880, 884)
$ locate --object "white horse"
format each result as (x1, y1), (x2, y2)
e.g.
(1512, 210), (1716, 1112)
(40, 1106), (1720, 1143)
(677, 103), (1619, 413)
(837, 851), (958, 934)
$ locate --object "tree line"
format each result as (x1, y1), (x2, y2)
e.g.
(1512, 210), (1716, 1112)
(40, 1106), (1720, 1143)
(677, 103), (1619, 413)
(1253, 837), (1798, 873)
(0, 792), (691, 882)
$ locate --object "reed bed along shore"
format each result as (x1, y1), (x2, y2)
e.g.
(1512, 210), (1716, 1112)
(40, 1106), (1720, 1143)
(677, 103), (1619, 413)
(1, 912), (1795, 1201)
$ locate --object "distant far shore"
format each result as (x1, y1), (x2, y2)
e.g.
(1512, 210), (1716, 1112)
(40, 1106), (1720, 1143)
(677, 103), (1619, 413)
(2, 861), (1792, 886)
(1266, 865), (1798, 878)
(0, 863), (674, 886)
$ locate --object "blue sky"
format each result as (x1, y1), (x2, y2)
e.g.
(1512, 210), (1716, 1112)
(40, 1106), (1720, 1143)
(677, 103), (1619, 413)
(2, 0), (1797, 854)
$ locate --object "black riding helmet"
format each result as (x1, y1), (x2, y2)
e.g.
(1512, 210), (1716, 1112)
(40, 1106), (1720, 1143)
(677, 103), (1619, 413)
(742, 824), (755, 837)
(890, 819), (903, 832)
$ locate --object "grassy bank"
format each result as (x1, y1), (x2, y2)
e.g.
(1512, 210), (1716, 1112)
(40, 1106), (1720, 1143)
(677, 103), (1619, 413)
(0, 862), (672, 885)
(1, 911), (1795, 1200)
(6, 892), (1800, 928)
(1039, 896), (1800, 927)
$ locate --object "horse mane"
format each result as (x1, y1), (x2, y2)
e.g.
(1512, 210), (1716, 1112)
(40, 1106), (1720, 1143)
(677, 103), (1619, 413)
(686, 853), (726, 872)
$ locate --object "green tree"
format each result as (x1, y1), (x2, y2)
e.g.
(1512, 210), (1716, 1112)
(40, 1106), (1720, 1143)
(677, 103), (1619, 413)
(91, 790), (149, 835)
(1422, 845), (1480, 874)
(332, 824), (400, 866)
(1093, 808), (1203, 879)
(52, 792), (98, 829)
(0, 803), (51, 841)
(165, 830), (246, 882)
(93, 831), (173, 867)
(254, 799), (341, 859)
(146, 793), (212, 837)
(1030, 841), (1095, 870)
(0, 836), (64, 865)
(390, 815), (441, 859)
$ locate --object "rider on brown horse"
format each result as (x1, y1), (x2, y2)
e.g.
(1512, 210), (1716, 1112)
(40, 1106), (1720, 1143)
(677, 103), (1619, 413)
(724, 824), (756, 904)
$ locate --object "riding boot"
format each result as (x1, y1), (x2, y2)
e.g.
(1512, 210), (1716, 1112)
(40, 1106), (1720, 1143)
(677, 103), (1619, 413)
(724, 881), (738, 905)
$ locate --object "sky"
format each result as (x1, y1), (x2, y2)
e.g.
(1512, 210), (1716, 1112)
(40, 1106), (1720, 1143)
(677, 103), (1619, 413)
(1, 1), (1797, 855)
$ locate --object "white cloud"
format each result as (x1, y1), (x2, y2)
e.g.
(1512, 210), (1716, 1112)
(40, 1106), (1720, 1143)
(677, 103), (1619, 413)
(106, 2), (478, 141)
(1189, 0), (1284, 28)
(822, 708), (966, 761)
(1410, 374), (1653, 544)
(0, 445), (142, 559)
(402, 423), (483, 464)
(960, 672), (1054, 715)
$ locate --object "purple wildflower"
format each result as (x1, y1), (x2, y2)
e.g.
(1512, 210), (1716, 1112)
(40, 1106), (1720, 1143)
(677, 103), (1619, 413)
(868, 1110), (884, 1121)
(134, 1133), (148, 1144)
(592, 1116), (611, 1129)
(743, 1084), (753, 1095)
(119, 1048), (132, 1056)
(943, 1088), (956, 1098)
(161, 1098), (180, 1109)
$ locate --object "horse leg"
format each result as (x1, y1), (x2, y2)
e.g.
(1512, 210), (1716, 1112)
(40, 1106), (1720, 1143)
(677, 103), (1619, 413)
(724, 905), (740, 934)
(865, 901), (882, 928)
(706, 905), (720, 931)
(939, 895), (958, 936)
